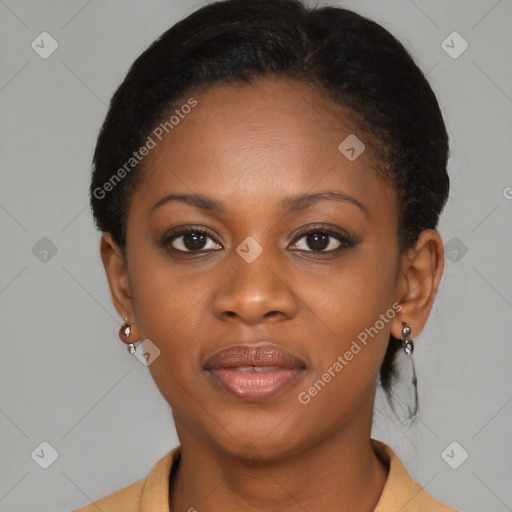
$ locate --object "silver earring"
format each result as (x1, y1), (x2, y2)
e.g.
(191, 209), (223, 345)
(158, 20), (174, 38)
(401, 322), (414, 356)
(119, 318), (136, 354)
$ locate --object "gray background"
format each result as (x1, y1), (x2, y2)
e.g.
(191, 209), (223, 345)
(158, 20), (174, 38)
(0, 1), (511, 511)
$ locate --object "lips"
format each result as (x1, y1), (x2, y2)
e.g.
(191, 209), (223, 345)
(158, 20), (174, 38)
(204, 344), (306, 401)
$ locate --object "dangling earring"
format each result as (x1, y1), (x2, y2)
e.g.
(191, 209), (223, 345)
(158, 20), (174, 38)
(401, 322), (414, 356)
(119, 318), (136, 354)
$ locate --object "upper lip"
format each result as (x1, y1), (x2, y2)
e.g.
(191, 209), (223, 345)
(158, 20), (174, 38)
(204, 343), (306, 370)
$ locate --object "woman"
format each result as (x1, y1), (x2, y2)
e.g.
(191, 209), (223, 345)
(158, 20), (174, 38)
(74, 0), (458, 510)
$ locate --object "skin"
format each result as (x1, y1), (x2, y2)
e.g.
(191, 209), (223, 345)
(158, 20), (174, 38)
(101, 76), (444, 511)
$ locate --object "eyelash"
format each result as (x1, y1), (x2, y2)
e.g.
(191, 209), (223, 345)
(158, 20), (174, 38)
(161, 224), (357, 256)
(291, 224), (357, 254)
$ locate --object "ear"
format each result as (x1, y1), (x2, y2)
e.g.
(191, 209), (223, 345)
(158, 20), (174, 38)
(100, 233), (140, 342)
(392, 229), (444, 340)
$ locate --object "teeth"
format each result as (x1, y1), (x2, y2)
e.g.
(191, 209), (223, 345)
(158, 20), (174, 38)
(232, 366), (280, 373)
(235, 366), (253, 373)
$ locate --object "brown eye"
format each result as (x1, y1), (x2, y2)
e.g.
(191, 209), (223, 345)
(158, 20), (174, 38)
(290, 225), (356, 253)
(163, 227), (223, 253)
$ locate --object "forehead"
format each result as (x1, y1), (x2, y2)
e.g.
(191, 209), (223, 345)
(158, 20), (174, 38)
(130, 76), (396, 220)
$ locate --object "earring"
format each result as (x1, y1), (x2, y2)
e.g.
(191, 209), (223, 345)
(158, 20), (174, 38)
(119, 318), (136, 354)
(401, 322), (414, 356)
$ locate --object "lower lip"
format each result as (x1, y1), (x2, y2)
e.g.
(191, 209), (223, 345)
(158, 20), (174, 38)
(207, 367), (304, 400)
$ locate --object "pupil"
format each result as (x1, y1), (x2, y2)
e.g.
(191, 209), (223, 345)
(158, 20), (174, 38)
(308, 233), (328, 251)
(184, 232), (206, 250)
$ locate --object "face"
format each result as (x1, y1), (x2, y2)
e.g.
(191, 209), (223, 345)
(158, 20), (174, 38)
(109, 77), (407, 460)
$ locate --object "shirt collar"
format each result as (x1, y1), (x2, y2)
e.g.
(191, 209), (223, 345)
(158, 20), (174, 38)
(139, 439), (454, 511)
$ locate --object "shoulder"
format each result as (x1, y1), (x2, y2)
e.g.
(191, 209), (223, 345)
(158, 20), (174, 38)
(71, 478), (145, 512)
(407, 479), (459, 512)
(71, 446), (180, 512)
(371, 439), (459, 512)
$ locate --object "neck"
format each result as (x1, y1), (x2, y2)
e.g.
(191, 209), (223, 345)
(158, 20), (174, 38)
(169, 407), (389, 511)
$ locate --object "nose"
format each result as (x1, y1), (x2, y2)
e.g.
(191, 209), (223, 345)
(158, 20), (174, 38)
(212, 249), (298, 326)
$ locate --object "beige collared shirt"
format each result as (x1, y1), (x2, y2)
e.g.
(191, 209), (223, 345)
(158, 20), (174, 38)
(73, 438), (458, 511)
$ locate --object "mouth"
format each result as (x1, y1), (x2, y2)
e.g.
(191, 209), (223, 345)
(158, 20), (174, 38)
(204, 344), (306, 401)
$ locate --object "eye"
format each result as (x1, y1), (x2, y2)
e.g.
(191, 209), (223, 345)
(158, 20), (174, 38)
(163, 226), (223, 253)
(161, 223), (356, 255)
(289, 224), (356, 254)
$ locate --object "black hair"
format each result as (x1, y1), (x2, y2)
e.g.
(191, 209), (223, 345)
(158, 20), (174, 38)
(90, 0), (450, 421)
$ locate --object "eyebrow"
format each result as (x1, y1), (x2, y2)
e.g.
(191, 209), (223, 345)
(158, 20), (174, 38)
(280, 190), (368, 215)
(151, 194), (224, 213)
(151, 190), (368, 215)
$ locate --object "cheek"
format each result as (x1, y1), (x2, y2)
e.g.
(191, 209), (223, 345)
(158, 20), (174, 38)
(127, 251), (218, 389)
(292, 269), (398, 435)
(294, 249), (399, 420)
(128, 239), (208, 338)
(304, 247), (399, 350)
